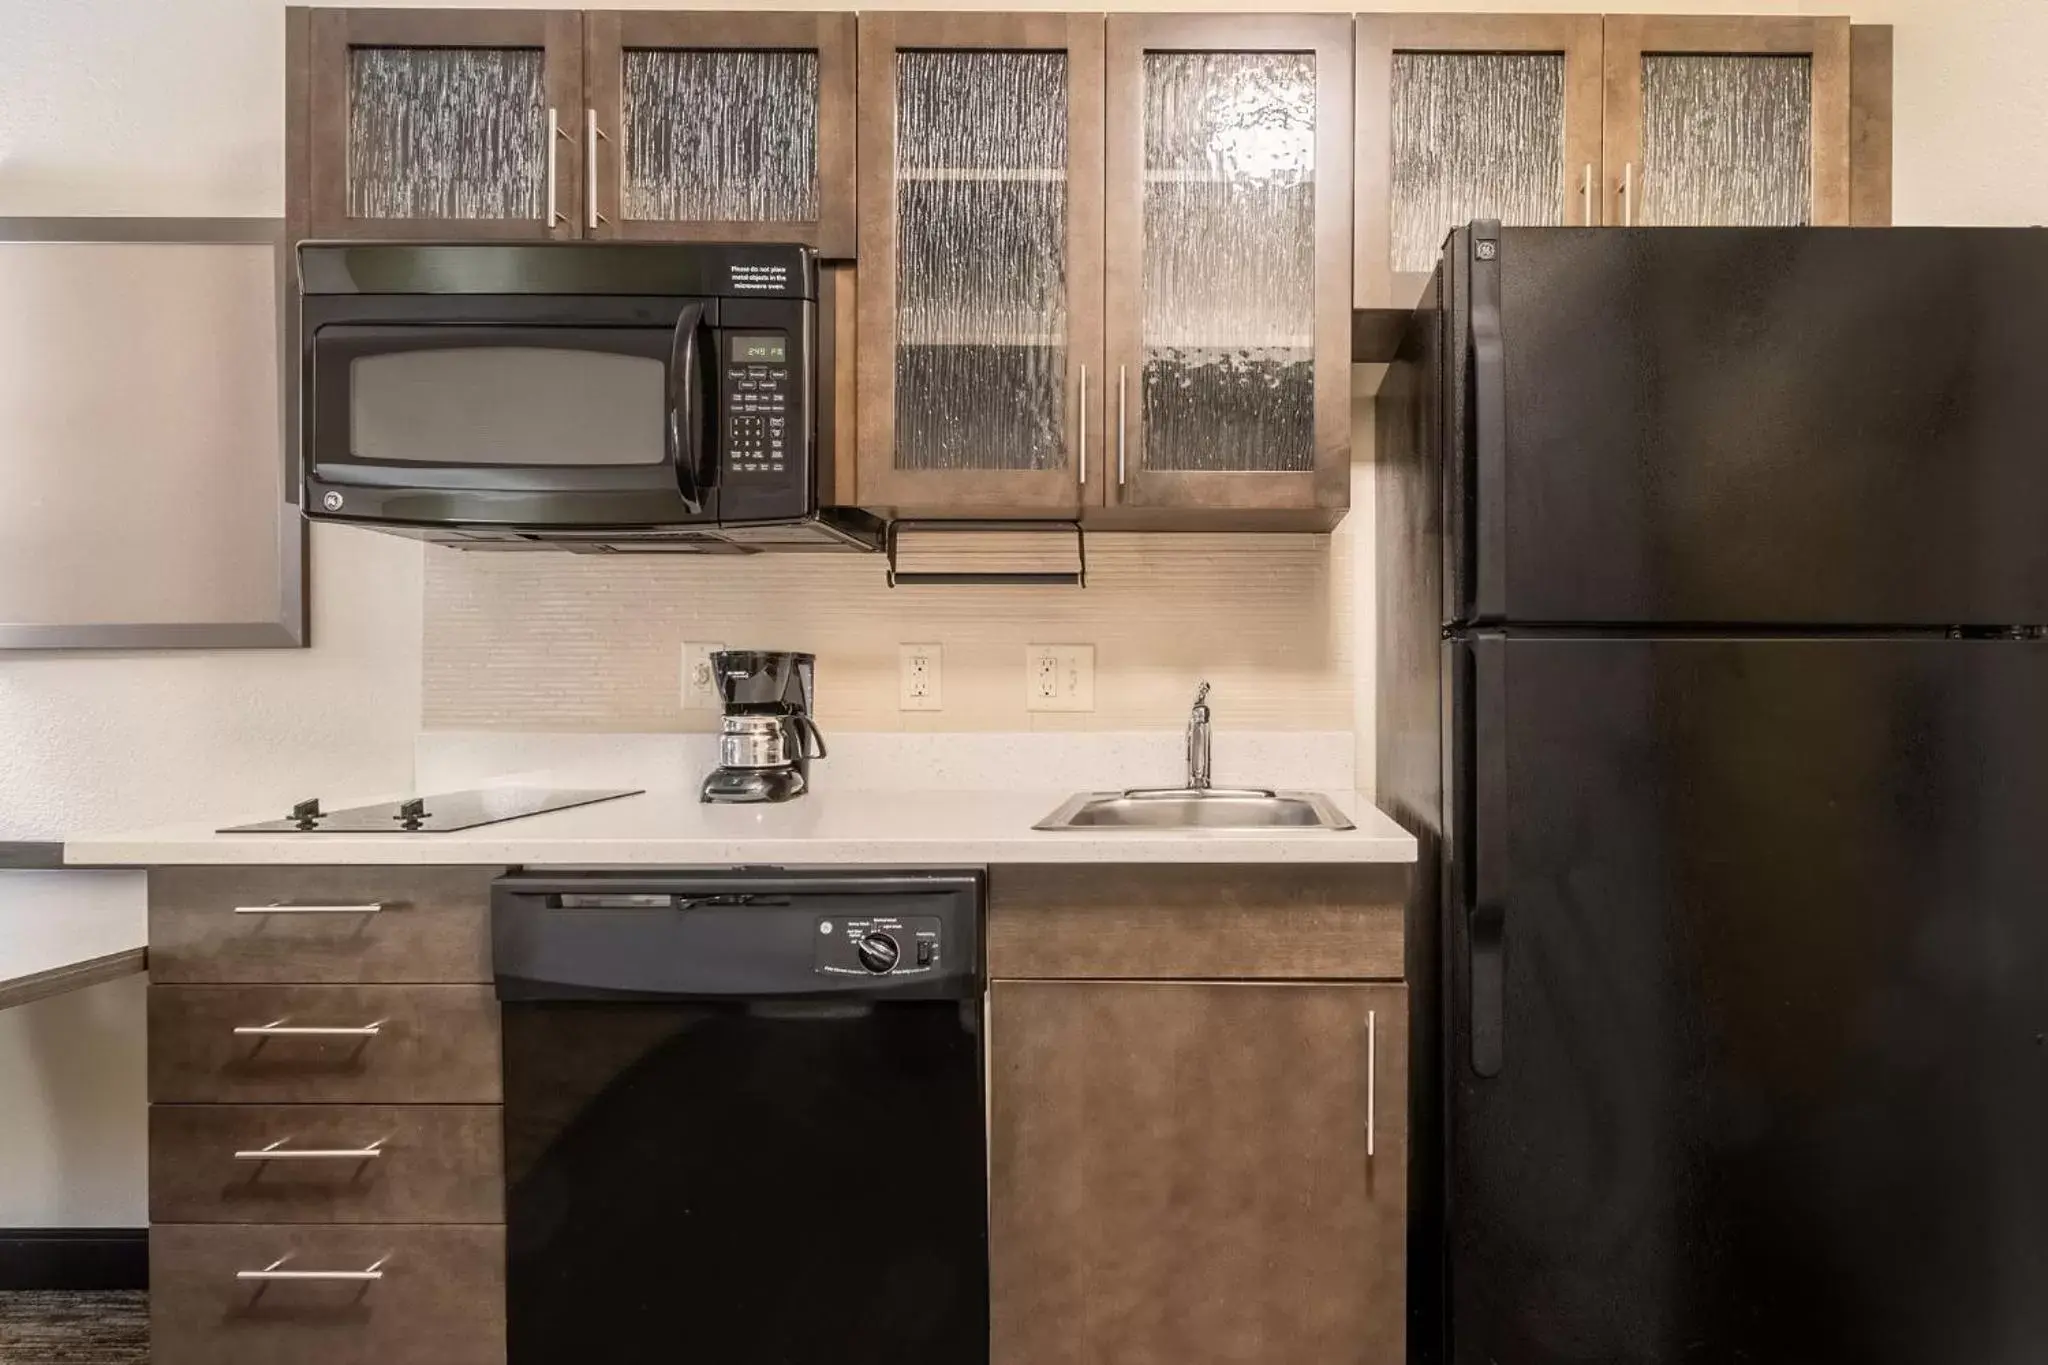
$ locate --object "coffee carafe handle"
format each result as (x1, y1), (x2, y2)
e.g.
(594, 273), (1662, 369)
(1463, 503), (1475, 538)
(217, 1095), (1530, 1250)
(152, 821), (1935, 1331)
(790, 715), (828, 761)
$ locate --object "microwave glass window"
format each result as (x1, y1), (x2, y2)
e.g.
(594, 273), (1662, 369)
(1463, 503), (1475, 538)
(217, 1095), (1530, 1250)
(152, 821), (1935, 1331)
(350, 348), (667, 466)
(731, 335), (787, 364)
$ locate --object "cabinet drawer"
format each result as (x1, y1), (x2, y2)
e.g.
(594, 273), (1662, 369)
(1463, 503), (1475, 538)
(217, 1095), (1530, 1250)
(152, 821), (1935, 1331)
(150, 985), (501, 1104)
(149, 866), (495, 984)
(988, 865), (1409, 979)
(150, 1223), (504, 1365)
(151, 1105), (503, 1224)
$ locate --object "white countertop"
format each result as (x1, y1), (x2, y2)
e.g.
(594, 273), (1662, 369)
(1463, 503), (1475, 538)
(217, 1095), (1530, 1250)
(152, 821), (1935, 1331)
(63, 787), (1417, 867)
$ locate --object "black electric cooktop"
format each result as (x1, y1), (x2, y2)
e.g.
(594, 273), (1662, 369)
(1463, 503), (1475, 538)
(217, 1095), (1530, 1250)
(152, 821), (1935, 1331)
(219, 788), (642, 834)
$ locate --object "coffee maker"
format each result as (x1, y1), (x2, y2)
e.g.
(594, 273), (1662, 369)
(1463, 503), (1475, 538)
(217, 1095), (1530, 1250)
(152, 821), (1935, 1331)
(702, 650), (828, 803)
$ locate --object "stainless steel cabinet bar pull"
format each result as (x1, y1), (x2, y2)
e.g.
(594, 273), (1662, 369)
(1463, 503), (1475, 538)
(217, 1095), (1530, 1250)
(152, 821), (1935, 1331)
(1077, 364), (1088, 486)
(1116, 365), (1128, 486)
(546, 108), (567, 227)
(587, 109), (610, 228)
(1366, 1008), (1378, 1158)
(1621, 162), (1635, 228)
(234, 1138), (386, 1162)
(233, 1018), (385, 1039)
(233, 902), (383, 916)
(238, 1255), (389, 1284)
(1582, 163), (1595, 226)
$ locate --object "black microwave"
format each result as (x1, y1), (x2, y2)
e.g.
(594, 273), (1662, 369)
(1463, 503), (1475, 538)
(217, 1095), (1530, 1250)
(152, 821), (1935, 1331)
(298, 242), (880, 553)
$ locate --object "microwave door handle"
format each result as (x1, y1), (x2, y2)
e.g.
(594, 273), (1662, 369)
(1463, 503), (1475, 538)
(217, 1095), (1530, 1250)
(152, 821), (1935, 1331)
(669, 302), (711, 512)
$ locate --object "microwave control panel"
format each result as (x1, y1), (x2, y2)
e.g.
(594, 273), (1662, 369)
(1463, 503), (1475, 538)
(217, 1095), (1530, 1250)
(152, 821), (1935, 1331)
(722, 333), (793, 481)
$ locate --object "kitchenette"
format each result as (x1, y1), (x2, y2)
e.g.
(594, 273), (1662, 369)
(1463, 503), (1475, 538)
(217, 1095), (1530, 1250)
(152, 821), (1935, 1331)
(69, 767), (1418, 1365)
(10, 3), (2048, 1365)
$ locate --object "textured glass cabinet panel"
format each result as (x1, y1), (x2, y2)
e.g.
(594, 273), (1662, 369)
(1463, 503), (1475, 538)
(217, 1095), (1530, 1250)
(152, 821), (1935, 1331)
(1141, 53), (1315, 474)
(1641, 54), (1813, 226)
(622, 50), (819, 223)
(1391, 53), (1565, 275)
(894, 51), (1068, 473)
(348, 47), (547, 221)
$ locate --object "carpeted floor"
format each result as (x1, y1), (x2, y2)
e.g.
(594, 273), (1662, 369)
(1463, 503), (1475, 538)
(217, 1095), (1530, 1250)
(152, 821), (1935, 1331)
(0, 1293), (147, 1364)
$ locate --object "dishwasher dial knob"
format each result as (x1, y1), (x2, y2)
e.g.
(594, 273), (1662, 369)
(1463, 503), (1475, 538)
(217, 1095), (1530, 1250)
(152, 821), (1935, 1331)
(856, 932), (901, 974)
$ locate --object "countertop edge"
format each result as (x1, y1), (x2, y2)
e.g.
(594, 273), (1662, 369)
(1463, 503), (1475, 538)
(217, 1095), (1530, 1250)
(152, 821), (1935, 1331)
(62, 836), (1420, 867)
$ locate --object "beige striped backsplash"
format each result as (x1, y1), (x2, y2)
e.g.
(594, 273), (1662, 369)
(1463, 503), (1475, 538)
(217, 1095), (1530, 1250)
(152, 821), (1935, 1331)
(422, 416), (1373, 735)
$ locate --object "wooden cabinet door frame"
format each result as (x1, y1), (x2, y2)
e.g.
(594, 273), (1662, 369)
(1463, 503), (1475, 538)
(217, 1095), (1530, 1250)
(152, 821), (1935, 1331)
(989, 980), (1408, 1365)
(855, 13), (1105, 516)
(1104, 14), (1353, 515)
(1356, 14), (1603, 310)
(308, 9), (584, 241)
(1603, 15), (1852, 228)
(584, 12), (856, 255)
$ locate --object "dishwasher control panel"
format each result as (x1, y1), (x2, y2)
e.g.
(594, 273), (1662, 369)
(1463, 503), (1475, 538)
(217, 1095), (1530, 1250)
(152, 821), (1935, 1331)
(816, 915), (943, 977)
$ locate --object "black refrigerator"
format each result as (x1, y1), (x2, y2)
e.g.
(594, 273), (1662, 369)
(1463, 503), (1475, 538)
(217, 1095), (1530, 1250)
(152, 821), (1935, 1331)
(1378, 223), (2048, 1365)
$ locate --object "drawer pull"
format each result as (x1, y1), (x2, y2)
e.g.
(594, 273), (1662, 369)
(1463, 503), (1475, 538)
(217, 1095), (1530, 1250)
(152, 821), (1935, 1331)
(234, 1018), (386, 1039)
(238, 1254), (389, 1284)
(235, 1137), (386, 1163)
(234, 902), (385, 915)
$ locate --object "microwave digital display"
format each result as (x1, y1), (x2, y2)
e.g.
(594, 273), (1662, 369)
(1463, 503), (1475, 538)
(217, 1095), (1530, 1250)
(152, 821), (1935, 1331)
(731, 335), (787, 364)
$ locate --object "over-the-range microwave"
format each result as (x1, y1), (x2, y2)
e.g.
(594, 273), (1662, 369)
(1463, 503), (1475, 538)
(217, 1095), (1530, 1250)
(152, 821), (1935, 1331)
(299, 241), (881, 553)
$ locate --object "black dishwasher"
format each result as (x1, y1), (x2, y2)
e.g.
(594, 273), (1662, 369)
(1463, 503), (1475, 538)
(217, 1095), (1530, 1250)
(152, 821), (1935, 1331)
(493, 870), (986, 1365)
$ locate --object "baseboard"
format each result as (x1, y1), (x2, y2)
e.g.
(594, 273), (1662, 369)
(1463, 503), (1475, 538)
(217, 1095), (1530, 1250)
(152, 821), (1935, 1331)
(0, 1229), (147, 1291)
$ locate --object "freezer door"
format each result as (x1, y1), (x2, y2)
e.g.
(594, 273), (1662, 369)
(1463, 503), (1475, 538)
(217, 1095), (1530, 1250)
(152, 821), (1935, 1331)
(1460, 227), (2048, 627)
(1449, 634), (2048, 1365)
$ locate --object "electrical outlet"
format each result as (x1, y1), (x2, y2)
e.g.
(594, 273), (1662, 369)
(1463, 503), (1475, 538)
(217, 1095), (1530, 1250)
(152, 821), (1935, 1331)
(900, 643), (943, 711)
(681, 642), (726, 711)
(1026, 644), (1095, 712)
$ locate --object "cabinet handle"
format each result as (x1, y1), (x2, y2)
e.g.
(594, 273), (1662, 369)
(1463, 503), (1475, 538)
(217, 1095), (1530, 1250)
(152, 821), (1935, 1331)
(233, 1017), (386, 1039)
(982, 988), (993, 1194)
(546, 108), (568, 227)
(233, 902), (383, 916)
(1582, 163), (1595, 226)
(1366, 1008), (1378, 1158)
(238, 1255), (388, 1284)
(1621, 162), (1635, 228)
(1116, 365), (1128, 487)
(234, 1138), (386, 1162)
(587, 109), (610, 229)
(1077, 363), (1088, 487)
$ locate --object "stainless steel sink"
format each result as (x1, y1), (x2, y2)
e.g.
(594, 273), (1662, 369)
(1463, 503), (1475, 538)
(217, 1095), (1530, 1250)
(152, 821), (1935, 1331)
(1034, 788), (1354, 832)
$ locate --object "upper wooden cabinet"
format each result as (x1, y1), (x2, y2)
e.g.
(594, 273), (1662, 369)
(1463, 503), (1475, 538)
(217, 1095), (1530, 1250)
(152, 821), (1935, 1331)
(584, 12), (855, 253)
(1355, 14), (1604, 309)
(298, 8), (856, 250)
(855, 13), (1104, 517)
(1605, 16), (1851, 228)
(306, 9), (585, 241)
(1103, 15), (1354, 522)
(1355, 14), (1869, 306)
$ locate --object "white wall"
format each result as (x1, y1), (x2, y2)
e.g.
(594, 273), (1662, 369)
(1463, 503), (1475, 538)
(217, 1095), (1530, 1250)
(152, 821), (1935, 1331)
(2, 0), (2045, 1228)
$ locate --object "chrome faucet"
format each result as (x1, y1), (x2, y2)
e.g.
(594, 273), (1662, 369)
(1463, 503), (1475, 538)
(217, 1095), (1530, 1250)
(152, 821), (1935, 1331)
(1186, 681), (1212, 791)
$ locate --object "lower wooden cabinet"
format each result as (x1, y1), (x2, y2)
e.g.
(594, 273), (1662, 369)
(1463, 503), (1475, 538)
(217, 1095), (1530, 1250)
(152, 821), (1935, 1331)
(988, 980), (1407, 1365)
(149, 1223), (505, 1365)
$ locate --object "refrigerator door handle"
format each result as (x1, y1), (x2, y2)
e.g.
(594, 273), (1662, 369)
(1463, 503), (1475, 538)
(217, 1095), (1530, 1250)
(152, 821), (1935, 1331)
(1470, 902), (1506, 1077)
(1470, 633), (1508, 1077)
(1470, 221), (1507, 621)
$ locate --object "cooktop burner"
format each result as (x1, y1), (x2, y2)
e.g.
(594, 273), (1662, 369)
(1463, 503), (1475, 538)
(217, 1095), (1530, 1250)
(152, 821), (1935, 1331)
(220, 788), (642, 834)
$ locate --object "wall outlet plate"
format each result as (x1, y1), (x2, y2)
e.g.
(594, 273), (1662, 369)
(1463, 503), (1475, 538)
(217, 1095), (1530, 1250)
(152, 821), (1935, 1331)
(900, 643), (942, 711)
(681, 642), (726, 711)
(1027, 644), (1095, 712)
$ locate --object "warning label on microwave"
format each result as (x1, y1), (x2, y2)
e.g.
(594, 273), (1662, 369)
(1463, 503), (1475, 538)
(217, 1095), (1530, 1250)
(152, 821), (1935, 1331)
(729, 263), (791, 294)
